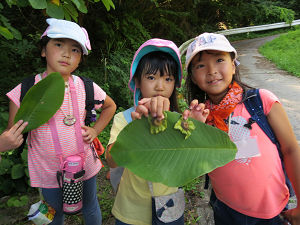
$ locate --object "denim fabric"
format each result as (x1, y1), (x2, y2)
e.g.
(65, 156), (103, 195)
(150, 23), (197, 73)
(42, 175), (102, 225)
(210, 190), (285, 225)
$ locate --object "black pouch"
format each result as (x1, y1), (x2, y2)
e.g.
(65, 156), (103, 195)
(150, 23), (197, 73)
(149, 183), (185, 225)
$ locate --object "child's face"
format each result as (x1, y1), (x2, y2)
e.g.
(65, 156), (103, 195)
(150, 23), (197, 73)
(190, 50), (235, 104)
(136, 70), (175, 99)
(41, 38), (82, 78)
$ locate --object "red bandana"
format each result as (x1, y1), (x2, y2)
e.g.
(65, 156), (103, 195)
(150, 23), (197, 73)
(205, 82), (243, 133)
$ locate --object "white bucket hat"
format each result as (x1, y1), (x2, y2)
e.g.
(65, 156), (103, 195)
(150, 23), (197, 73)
(185, 32), (237, 70)
(41, 18), (91, 55)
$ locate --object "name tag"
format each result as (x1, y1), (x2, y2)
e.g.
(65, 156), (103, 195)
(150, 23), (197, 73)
(234, 136), (260, 159)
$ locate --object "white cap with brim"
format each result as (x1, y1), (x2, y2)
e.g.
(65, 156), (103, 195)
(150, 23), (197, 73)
(185, 33), (237, 70)
(41, 18), (91, 55)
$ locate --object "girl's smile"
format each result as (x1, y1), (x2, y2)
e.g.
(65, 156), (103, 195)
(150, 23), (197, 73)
(191, 50), (235, 104)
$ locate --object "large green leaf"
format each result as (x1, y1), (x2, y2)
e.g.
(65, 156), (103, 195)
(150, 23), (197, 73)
(14, 72), (65, 133)
(110, 111), (237, 187)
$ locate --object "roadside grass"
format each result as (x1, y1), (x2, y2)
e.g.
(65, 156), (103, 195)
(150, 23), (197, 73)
(258, 26), (300, 77)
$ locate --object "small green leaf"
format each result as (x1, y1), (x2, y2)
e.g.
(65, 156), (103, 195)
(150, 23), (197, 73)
(14, 72), (65, 133)
(63, 1), (79, 21)
(11, 164), (24, 179)
(0, 26), (13, 40)
(46, 2), (64, 19)
(0, 158), (13, 175)
(148, 112), (167, 134)
(101, 0), (115, 11)
(71, 0), (87, 13)
(29, 0), (47, 9)
(174, 116), (195, 139)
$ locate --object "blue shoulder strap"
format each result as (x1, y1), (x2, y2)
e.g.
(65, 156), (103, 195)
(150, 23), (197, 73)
(244, 89), (281, 154)
(122, 107), (135, 123)
(244, 89), (294, 197)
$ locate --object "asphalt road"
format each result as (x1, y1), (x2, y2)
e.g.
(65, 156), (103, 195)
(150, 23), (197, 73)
(232, 35), (300, 143)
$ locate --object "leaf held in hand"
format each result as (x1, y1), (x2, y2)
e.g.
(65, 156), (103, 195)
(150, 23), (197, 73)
(110, 111), (237, 187)
(14, 72), (65, 133)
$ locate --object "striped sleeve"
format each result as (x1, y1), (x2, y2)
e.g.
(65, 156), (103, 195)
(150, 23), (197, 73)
(93, 82), (106, 110)
(6, 84), (22, 108)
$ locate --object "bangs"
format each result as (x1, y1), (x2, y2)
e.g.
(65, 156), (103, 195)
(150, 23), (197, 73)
(135, 51), (179, 83)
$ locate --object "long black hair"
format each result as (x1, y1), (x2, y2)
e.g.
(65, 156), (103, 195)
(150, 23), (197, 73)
(134, 51), (179, 112)
(185, 51), (251, 104)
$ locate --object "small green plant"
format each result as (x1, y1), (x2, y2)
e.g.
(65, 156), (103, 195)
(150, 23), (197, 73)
(6, 195), (29, 208)
(186, 209), (201, 225)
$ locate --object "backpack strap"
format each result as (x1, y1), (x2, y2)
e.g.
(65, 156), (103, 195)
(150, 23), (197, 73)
(17, 75), (36, 154)
(20, 75), (35, 102)
(243, 89), (281, 154)
(244, 88), (294, 197)
(78, 76), (104, 126)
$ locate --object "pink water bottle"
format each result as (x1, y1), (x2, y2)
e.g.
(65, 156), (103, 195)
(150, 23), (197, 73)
(62, 155), (85, 214)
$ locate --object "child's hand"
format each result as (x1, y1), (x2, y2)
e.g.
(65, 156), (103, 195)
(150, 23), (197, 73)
(82, 125), (98, 144)
(282, 207), (300, 225)
(182, 99), (209, 123)
(131, 96), (170, 121)
(0, 120), (28, 152)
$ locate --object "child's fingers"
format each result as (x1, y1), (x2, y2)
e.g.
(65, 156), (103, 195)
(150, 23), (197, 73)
(131, 112), (142, 120)
(135, 105), (149, 118)
(182, 110), (190, 120)
(9, 120), (24, 134)
(14, 121), (28, 136)
(138, 98), (151, 106)
(189, 99), (199, 110)
(196, 103), (206, 111)
(153, 96), (170, 120)
(81, 125), (89, 131)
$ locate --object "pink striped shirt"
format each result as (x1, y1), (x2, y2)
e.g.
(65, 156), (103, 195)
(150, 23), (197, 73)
(7, 74), (106, 188)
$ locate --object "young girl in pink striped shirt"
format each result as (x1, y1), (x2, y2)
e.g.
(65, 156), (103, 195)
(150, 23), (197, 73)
(6, 18), (116, 225)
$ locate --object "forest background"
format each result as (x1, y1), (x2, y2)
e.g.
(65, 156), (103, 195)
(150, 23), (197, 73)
(0, 0), (299, 224)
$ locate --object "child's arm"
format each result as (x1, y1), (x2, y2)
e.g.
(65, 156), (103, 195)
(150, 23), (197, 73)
(267, 102), (300, 224)
(82, 95), (116, 143)
(0, 120), (28, 152)
(182, 99), (210, 123)
(105, 143), (118, 168)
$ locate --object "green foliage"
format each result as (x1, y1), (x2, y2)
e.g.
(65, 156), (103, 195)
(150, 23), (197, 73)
(0, 149), (30, 196)
(15, 72), (65, 133)
(259, 26), (300, 77)
(6, 195), (29, 207)
(111, 111), (237, 187)
(0, 7), (22, 40)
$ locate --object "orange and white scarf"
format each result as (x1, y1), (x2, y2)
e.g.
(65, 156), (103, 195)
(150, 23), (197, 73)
(205, 82), (243, 133)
